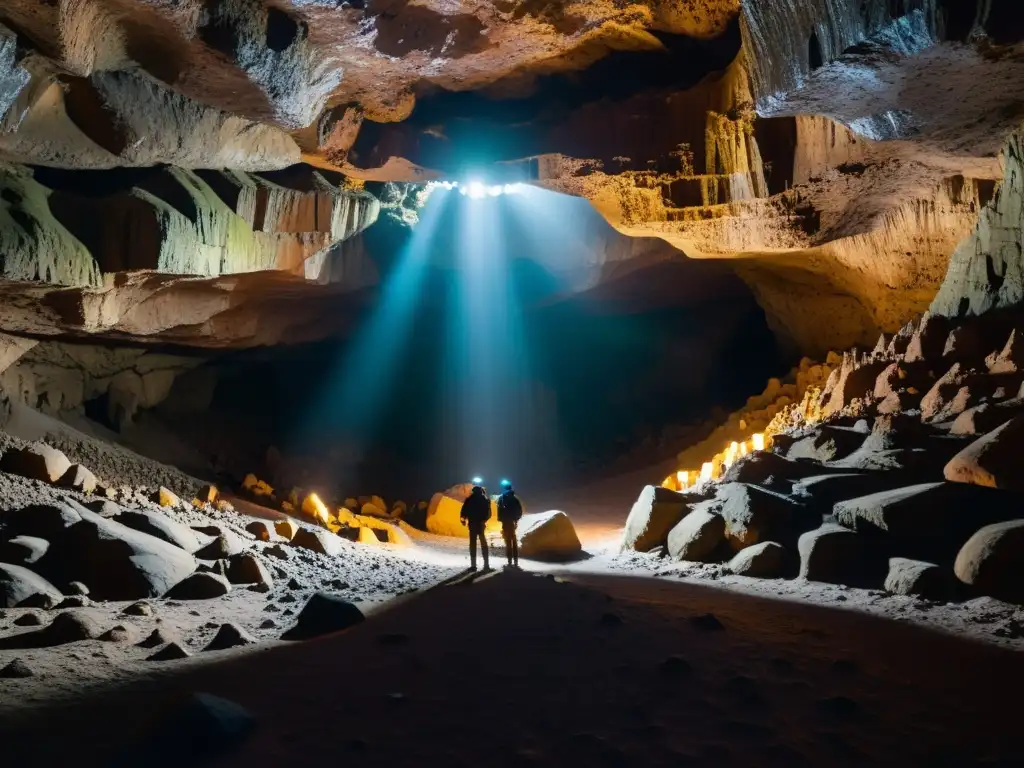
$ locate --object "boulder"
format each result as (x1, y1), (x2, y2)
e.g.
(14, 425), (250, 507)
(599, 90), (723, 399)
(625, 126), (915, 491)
(85, 499), (122, 518)
(727, 541), (789, 578)
(226, 553), (274, 588)
(274, 520), (299, 541)
(0, 563), (62, 608)
(699, 483), (810, 551)
(518, 511), (582, 561)
(356, 526), (381, 545)
(147, 642), (191, 661)
(954, 520), (1024, 603)
(621, 485), (690, 553)
(720, 451), (825, 486)
(944, 415), (1024, 492)
(799, 524), (885, 587)
(291, 527), (345, 557)
(195, 533), (247, 560)
(100, 623), (141, 644)
(884, 558), (950, 600)
(371, 495), (387, 512)
(950, 400), (1024, 436)
(166, 572), (231, 600)
(282, 592), (365, 640)
(115, 511), (205, 553)
(833, 481), (1020, 562)
(0, 443), (71, 483)
(361, 502), (387, 518)
(666, 509), (725, 562)
(194, 484), (218, 505)
(0, 502), (82, 540)
(0, 535), (49, 565)
(204, 623), (256, 651)
(245, 521), (274, 541)
(785, 425), (867, 463)
(790, 472), (917, 511)
(426, 493), (497, 537)
(38, 506), (198, 601)
(155, 487), (181, 508)
(57, 464), (98, 494)
(40, 610), (101, 644)
(0, 658), (33, 678)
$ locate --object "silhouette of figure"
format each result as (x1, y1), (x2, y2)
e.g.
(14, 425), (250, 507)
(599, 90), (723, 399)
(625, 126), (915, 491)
(460, 485), (491, 571)
(497, 484), (523, 567)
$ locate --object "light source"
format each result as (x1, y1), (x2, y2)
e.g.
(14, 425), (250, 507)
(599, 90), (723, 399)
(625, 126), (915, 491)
(458, 180), (524, 198)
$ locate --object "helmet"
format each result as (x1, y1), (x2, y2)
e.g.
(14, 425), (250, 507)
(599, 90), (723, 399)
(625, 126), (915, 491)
(500, 479), (513, 492)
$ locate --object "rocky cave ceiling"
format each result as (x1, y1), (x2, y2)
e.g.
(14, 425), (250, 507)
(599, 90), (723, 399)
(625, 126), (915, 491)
(0, 0), (1022, 355)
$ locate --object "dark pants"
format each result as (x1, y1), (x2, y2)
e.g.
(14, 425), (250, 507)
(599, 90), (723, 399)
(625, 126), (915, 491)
(502, 521), (519, 565)
(468, 522), (488, 569)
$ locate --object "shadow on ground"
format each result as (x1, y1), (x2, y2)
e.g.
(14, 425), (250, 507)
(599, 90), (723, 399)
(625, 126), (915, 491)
(2, 570), (1022, 767)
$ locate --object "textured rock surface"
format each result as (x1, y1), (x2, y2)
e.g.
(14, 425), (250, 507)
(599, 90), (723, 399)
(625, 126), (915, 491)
(0, 0), (1017, 357)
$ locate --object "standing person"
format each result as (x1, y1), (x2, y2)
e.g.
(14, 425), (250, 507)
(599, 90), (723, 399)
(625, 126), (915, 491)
(497, 481), (523, 567)
(460, 485), (491, 571)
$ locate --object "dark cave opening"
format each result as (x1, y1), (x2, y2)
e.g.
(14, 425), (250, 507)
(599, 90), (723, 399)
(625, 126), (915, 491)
(171, 189), (787, 499)
(809, 31), (824, 71)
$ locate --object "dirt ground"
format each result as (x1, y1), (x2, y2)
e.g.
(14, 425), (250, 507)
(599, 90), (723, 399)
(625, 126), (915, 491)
(1, 416), (1022, 767)
(2, 568), (1022, 767)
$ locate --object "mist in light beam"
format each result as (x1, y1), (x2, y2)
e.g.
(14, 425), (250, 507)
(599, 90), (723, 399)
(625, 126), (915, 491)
(304, 187), (452, 442)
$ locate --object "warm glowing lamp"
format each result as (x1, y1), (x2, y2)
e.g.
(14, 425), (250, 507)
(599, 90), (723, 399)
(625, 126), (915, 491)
(752, 433), (765, 451)
(700, 462), (713, 483)
(676, 470), (687, 489)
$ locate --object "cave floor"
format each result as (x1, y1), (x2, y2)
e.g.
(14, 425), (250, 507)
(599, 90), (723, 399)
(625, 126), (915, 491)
(2, 567), (1022, 767)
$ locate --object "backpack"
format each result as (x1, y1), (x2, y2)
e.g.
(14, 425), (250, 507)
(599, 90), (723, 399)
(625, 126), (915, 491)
(499, 492), (522, 522)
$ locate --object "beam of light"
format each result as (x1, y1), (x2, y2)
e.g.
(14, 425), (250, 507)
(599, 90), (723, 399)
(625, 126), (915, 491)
(302, 187), (452, 446)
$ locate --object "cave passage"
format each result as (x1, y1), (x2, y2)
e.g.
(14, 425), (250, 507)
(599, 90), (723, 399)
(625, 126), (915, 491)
(220, 185), (784, 499)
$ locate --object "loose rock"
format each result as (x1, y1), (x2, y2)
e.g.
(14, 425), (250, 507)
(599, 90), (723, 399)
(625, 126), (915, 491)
(666, 508), (725, 562)
(205, 622), (256, 651)
(0, 562), (63, 609)
(954, 520), (1024, 603)
(0, 658), (34, 678)
(282, 592), (365, 640)
(166, 572), (231, 600)
(0, 442), (71, 483)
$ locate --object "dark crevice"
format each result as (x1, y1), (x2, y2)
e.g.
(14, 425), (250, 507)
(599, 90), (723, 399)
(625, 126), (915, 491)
(266, 7), (302, 52)
(61, 76), (129, 158)
(809, 31), (824, 70)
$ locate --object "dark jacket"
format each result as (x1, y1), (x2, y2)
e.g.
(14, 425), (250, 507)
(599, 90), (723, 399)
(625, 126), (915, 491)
(461, 492), (491, 525)
(497, 491), (522, 522)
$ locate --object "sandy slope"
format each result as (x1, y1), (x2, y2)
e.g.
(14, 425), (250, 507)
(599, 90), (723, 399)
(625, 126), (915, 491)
(2, 569), (1022, 767)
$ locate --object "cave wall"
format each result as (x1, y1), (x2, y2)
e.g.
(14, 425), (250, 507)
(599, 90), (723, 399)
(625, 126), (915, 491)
(932, 126), (1024, 317)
